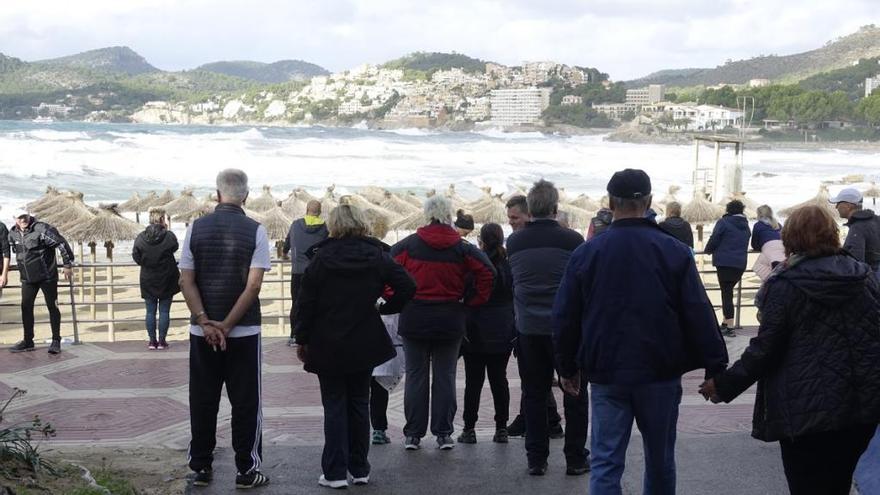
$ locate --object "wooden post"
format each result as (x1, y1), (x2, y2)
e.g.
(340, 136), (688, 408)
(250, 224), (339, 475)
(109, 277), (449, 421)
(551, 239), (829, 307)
(89, 242), (97, 320)
(106, 241), (115, 342)
(278, 261), (285, 336)
(78, 243), (84, 302)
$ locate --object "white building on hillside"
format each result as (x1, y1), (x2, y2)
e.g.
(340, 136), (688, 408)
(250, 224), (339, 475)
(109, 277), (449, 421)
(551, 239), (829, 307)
(490, 88), (552, 125)
(625, 84), (665, 106)
(866, 76), (880, 98)
(644, 103), (743, 130)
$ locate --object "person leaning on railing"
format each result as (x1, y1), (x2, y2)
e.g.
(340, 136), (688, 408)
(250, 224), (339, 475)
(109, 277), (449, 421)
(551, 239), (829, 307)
(704, 200), (751, 338)
(132, 207), (180, 350)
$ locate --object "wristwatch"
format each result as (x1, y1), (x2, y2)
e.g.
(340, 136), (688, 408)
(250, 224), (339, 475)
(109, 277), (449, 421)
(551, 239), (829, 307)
(193, 311), (207, 320)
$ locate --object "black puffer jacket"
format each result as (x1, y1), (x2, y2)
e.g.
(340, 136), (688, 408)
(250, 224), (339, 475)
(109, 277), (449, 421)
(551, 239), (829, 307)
(714, 253), (880, 442)
(658, 216), (694, 248)
(464, 257), (515, 354)
(844, 209), (880, 270)
(132, 224), (180, 300)
(8, 217), (74, 284)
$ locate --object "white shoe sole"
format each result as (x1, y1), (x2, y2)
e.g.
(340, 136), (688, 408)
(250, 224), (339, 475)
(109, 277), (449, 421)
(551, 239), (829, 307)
(318, 475), (348, 489)
(347, 473), (369, 485)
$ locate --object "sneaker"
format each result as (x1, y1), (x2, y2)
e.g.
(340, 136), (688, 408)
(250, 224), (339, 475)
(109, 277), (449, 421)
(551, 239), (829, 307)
(192, 468), (213, 486)
(437, 435), (455, 450)
(507, 415), (525, 437)
(347, 472), (369, 486)
(528, 462), (548, 476)
(549, 422), (565, 439)
(566, 462), (591, 476)
(457, 428), (476, 444)
(404, 436), (421, 450)
(9, 340), (35, 353)
(47, 340), (61, 355)
(318, 474), (348, 489)
(372, 430), (390, 445)
(235, 471), (269, 489)
(721, 324), (737, 338)
(287, 337), (297, 347)
(148, 340), (158, 350)
(157, 340), (169, 350)
(493, 427), (509, 443)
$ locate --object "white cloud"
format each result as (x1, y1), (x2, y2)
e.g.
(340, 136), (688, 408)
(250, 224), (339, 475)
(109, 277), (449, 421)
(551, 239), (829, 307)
(0, 0), (877, 80)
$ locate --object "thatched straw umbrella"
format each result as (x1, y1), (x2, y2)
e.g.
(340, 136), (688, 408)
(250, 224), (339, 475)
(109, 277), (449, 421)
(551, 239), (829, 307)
(244, 208), (265, 223)
(779, 185), (836, 217)
(41, 193), (98, 236)
(682, 191), (725, 243)
(320, 185), (338, 218)
(445, 184), (468, 210)
(719, 192), (760, 219)
(472, 195), (508, 224)
(135, 191), (159, 212)
(260, 204), (293, 258)
(281, 191), (307, 218)
(117, 192), (143, 223)
(153, 189), (175, 208)
(864, 183), (880, 206)
(658, 185), (681, 208)
(381, 191), (420, 216)
(248, 185), (277, 213)
(392, 210), (427, 231)
(348, 195), (401, 225)
(402, 191), (423, 208)
(173, 194), (218, 224)
(162, 190), (202, 220)
(26, 186), (61, 211)
(358, 186), (388, 206)
(568, 194), (600, 213)
(364, 208), (391, 241)
(558, 204), (593, 230)
(504, 186), (528, 202)
(293, 187), (318, 203)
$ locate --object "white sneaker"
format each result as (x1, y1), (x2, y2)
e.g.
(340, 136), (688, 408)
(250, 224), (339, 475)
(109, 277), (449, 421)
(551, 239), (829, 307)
(347, 472), (369, 485)
(318, 474), (348, 489)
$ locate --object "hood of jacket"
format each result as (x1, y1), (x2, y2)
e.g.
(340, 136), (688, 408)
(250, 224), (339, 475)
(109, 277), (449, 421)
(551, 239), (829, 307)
(724, 213), (750, 232)
(416, 222), (461, 250)
(142, 224), (169, 245)
(313, 237), (385, 271)
(777, 254), (873, 306)
(301, 221), (328, 234)
(847, 208), (876, 225)
(662, 216), (687, 227)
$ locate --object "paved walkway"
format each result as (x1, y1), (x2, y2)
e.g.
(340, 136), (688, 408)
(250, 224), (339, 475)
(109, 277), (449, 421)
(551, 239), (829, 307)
(1, 331), (874, 494)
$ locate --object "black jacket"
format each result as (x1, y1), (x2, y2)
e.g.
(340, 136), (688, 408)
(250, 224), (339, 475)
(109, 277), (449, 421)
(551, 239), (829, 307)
(294, 236), (416, 375)
(132, 224), (180, 300)
(714, 253), (880, 442)
(705, 214), (751, 269)
(844, 209), (880, 270)
(658, 216), (694, 248)
(464, 257), (515, 354)
(8, 217), (74, 284)
(0, 222), (9, 260)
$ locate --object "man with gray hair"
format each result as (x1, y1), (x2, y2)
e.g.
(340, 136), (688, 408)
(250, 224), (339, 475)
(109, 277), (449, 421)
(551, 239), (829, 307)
(507, 179), (588, 476)
(829, 187), (880, 270)
(283, 199), (328, 345)
(391, 194), (495, 451)
(179, 168), (271, 489)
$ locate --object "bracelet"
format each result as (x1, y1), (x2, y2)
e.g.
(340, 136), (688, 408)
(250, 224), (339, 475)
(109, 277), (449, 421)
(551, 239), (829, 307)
(193, 311), (207, 320)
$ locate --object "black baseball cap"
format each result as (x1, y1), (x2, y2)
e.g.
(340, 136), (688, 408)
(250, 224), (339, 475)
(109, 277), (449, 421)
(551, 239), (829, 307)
(607, 169), (652, 199)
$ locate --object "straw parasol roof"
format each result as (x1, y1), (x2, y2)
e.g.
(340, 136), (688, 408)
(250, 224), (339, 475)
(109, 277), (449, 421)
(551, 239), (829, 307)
(719, 192), (760, 219)
(445, 184), (467, 210)
(281, 191), (307, 218)
(153, 189), (176, 207)
(779, 185), (837, 217)
(401, 191), (423, 208)
(657, 185), (681, 208)
(66, 204), (142, 243)
(682, 191), (725, 225)
(41, 193), (99, 235)
(248, 185), (277, 213)
(117, 192), (142, 213)
(293, 187), (318, 203)
(392, 210), (427, 231)
(136, 191), (160, 211)
(244, 208), (265, 223)
(558, 203), (593, 230)
(30, 191), (76, 218)
(504, 186), (528, 202)
(260, 205), (293, 240)
(364, 208), (391, 240)
(471, 195), (508, 224)
(381, 191), (421, 216)
(568, 194), (600, 213)
(162, 190), (202, 217)
(26, 186), (61, 211)
(358, 186), (388, 205)
(320, 186), (338, 217)
(864, 182), (880, 205)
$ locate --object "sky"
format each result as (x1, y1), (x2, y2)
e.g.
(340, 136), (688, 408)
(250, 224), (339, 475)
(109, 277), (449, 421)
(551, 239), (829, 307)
(1, 0), (878, 81)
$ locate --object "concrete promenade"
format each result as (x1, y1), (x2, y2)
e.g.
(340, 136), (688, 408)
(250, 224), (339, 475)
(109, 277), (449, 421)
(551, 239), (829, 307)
(1, 331), (875, 494)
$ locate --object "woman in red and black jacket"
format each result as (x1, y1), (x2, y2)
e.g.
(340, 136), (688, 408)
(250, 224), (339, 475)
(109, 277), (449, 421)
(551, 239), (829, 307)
(390, 194), (495, 451)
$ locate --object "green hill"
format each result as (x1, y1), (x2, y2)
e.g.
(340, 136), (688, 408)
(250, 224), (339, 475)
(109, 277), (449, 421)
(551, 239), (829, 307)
(799, 57), (880, 99)
(197, 60), (329, 83)
(383, 52), (488, 76)
(35, 46), (159, 75)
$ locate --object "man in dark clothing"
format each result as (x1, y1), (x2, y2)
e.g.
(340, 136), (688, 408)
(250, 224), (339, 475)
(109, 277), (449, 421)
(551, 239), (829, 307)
(283, 199), (329, 345)
(553, 169), (728, 494)
(0, 217), (10, 296)
(507, 179), (588, 476)
(658, 201), (694, 248)
(586, 208), (612, 240)
(830, 187), (880, 270)
(179, 169), (271, 489)
(8, 210), (74, 354)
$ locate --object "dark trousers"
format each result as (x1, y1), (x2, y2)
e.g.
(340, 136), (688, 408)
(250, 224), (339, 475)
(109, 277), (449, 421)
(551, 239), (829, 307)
(289, 273), (303, 338)
(462, 351), (511, 429)
(21, 279), (61, 343)
(402, 336), (462, 438)
(188, 334), (263, 475)
(517, 390), (562, 428)
(716, 267), (744, 321)
(779, 424), (875, 495)
(318, 371), (372, 482)
(370, 378), (389, 431)
(144, 297), (172, 342)
(517, 334), (589, 467)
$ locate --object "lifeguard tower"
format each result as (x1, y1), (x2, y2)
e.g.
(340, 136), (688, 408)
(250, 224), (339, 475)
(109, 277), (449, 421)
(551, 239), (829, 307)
(692, 135), (745, 201)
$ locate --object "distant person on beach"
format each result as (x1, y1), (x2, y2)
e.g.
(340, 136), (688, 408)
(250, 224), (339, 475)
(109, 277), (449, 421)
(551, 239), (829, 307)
(705, 200), (751, 337)
(283, 199), (328, 346)
(390, 195), (495, 451)
(0, 214), (9, 295)
(658, 201), (694, 248)
(179, 169), (271, 489)
(700, 205), (880, 495)
(292, 200), (415, 488)
(8, 209), (73, 354)
(132, 207), (180, 350)
(752, 205), (785, 282)
(507, 179), (588, 477)
(586, 207), (612, 240)
(454, 209), (475, 238)
(458, 223), (516, 445)
(554, 169), (727, 494)
(506, 195), (530, 232)
(830, 187), (880, 271)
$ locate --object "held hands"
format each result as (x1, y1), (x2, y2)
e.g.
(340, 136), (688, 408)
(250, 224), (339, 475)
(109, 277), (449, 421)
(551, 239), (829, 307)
(0, 273), (7, 288)
(560, 371), (581, 397)
(197, 314), (229, 351)
(698, 378), (722, 404)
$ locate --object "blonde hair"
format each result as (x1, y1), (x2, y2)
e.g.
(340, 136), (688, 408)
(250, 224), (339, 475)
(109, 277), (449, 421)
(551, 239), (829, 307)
(666, 201), (682, 217)
(327, 198), (369, 238)
(148, 207), (167, 225)
(757, 205), (779, 230)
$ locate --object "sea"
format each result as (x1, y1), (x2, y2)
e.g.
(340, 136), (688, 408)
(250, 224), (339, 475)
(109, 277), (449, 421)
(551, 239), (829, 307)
(1, 120), (878, 220)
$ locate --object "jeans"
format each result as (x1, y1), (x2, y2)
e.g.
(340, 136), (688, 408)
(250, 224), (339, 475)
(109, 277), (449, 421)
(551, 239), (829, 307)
(289, 273), (303, 338)
(462, 351), (511, 429)
(21, 279), (61, 342)
(590, 378), (682, 495)
(144, 297), (172, 342)
(517, 334), (589, 467)
(716, 267), (744, 321)
(318, 371), (372, 482)
(780, 424), (875, 495)
(402, 336), (462, 438)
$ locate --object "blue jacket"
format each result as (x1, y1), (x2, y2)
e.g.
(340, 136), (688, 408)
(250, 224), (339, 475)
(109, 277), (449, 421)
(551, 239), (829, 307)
(751, 220), (781, 252)
(553, 218), (728, 384)
(507, 219), (584, 336)
(705, 214), (751, 269)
